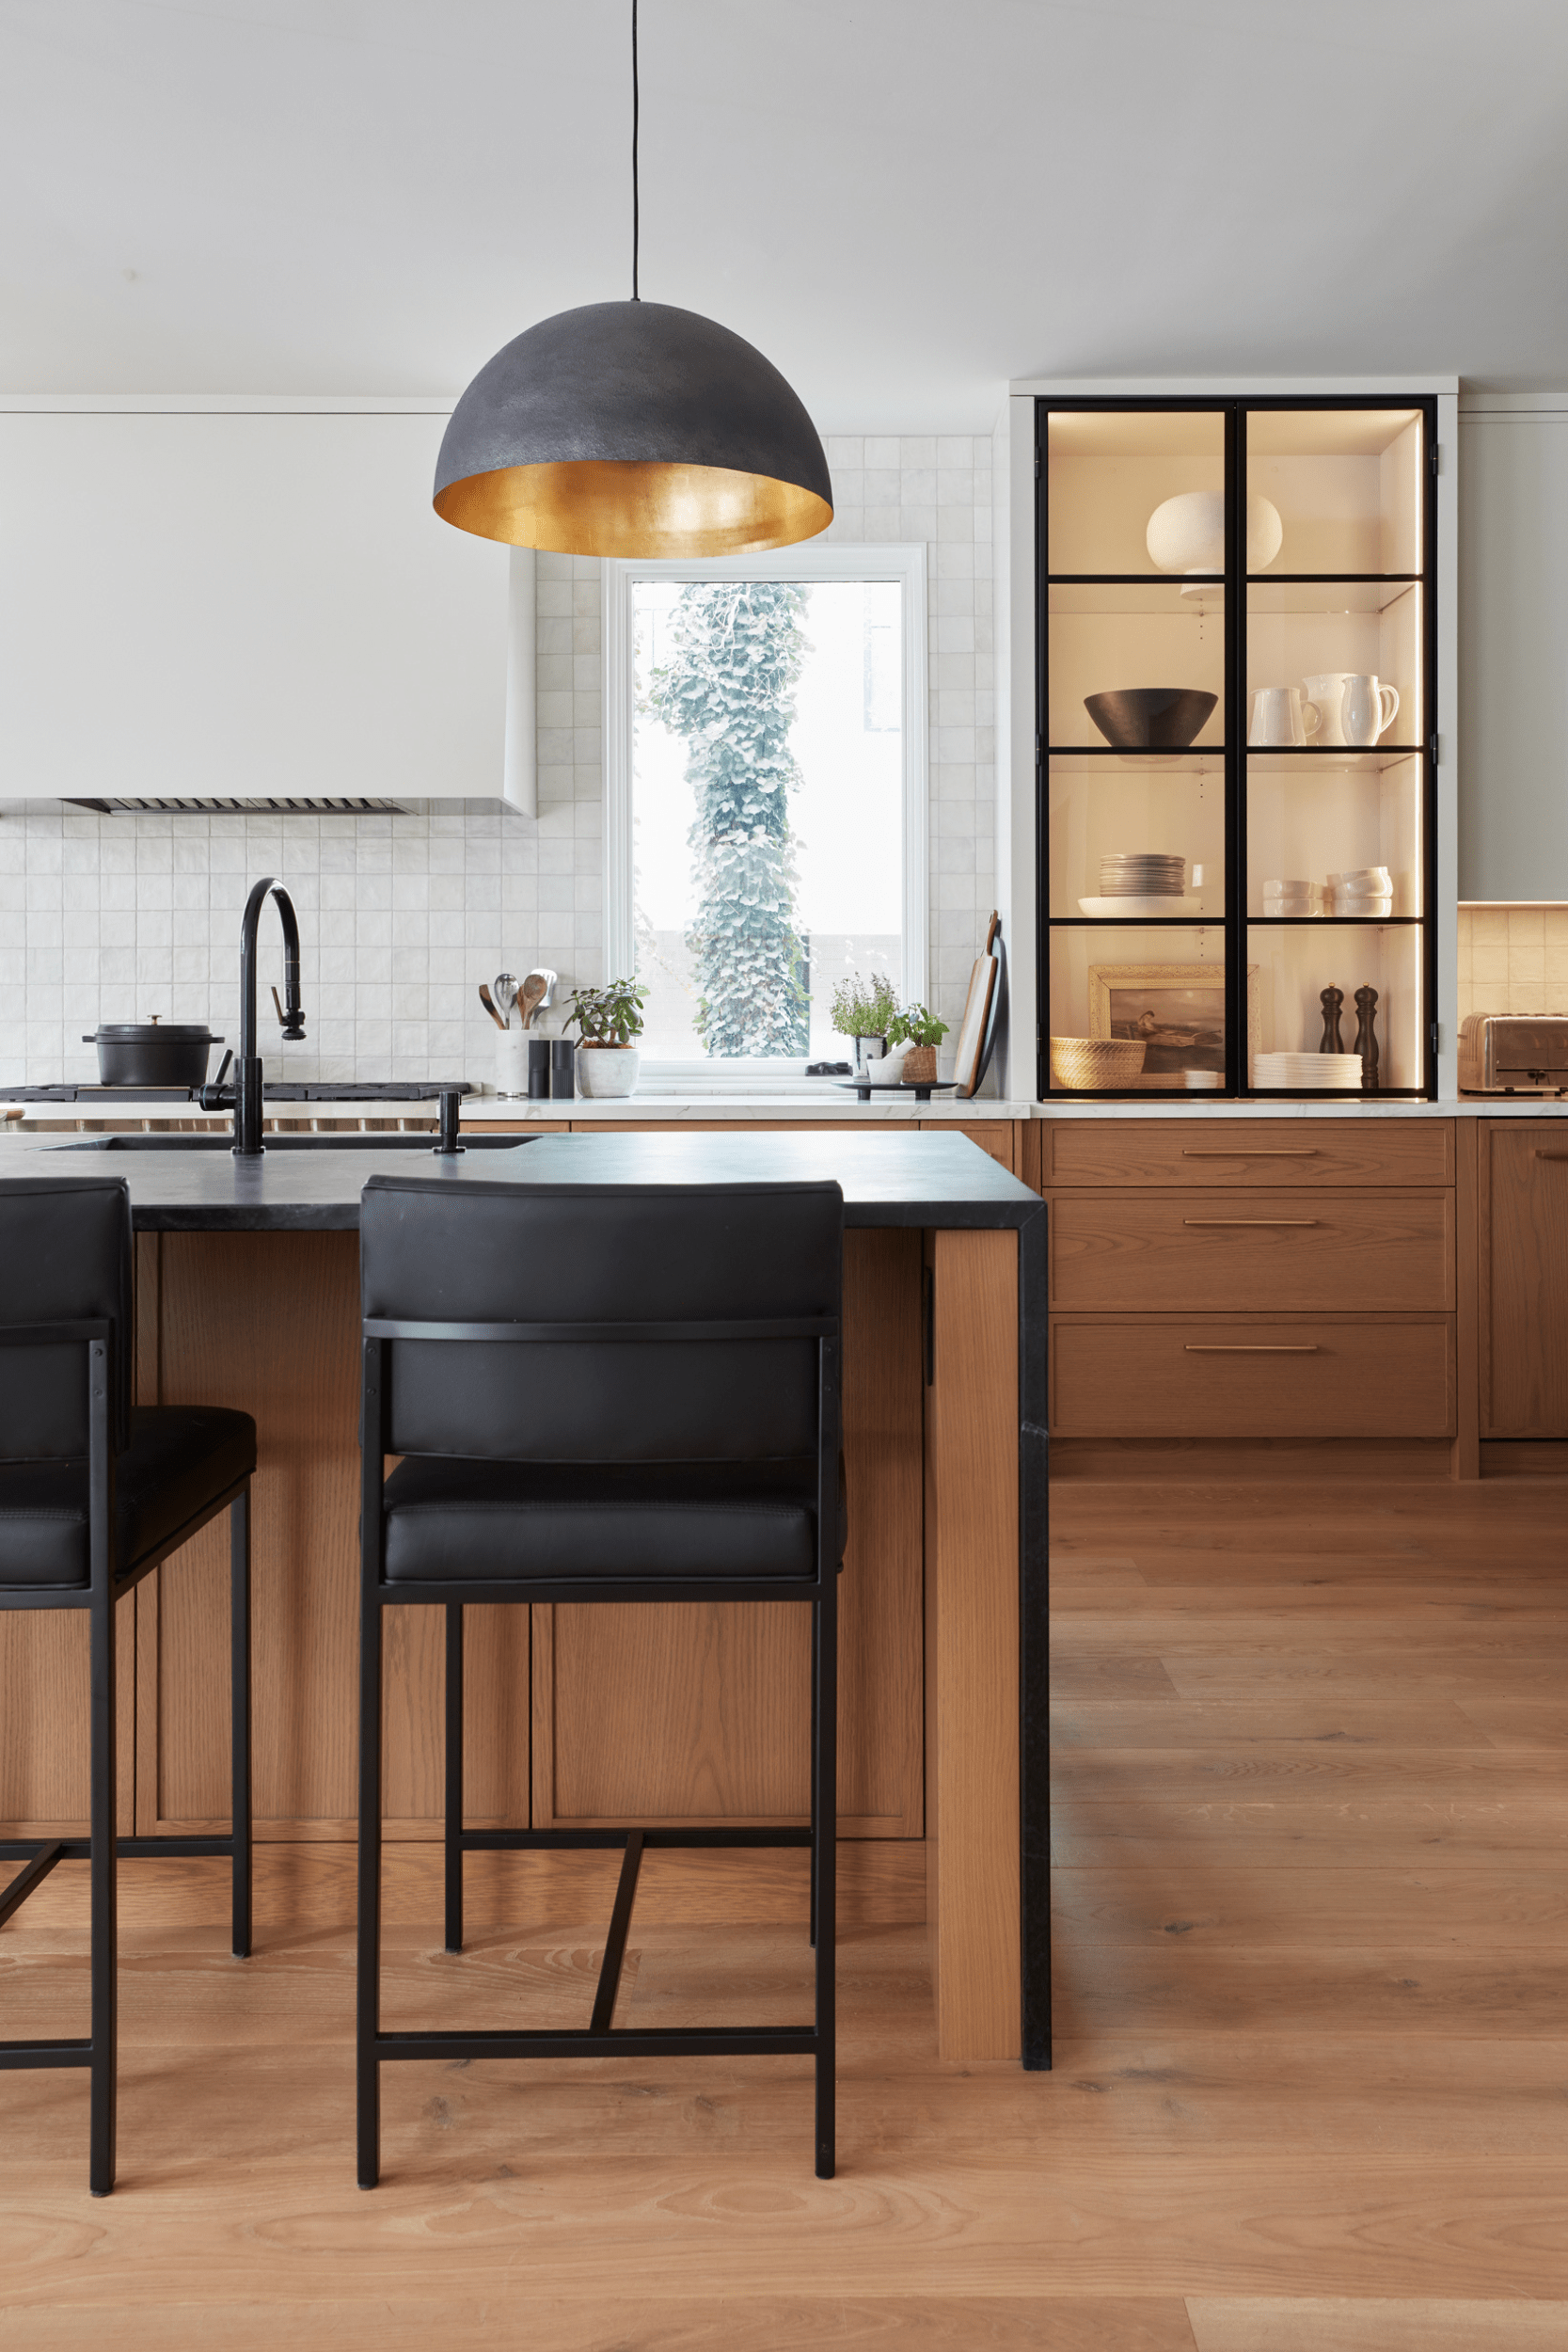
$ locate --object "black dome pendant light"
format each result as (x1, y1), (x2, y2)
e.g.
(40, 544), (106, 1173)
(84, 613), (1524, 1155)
(434, 3), (832, 559)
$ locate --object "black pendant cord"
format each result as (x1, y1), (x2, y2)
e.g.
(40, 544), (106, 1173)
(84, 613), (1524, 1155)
(631, 0), (641, 300)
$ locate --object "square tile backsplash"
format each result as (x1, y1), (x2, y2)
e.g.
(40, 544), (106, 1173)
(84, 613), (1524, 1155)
(0, 435), (997, 1089)
(1456, 902), (1568, 1026)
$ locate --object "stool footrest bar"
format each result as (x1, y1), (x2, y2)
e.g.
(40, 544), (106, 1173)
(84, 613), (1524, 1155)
(0, 1841), (66, 1927)
(458, 1825), (813, 1851)
(374, 2027), (819, 2062)
(0, 1836), (238, 1863)
(0, 2039), (94, 2070)
(590, 1831), (642, 2035)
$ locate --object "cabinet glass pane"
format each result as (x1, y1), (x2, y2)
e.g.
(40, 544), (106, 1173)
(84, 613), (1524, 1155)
(1046, 410), (1224, 577)
(1246, 754), (1423, 918)
(1047, 582), (1224, 751)
(1246, 408), (1423, 576)
(1048, 924), (1227, 1092)
(1246, 581), (1421, 748)
(1048, 755), (1224, 919)
(1246, 920), (1423, 1089)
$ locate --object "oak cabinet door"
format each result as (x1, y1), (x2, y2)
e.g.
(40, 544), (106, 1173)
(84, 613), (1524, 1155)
(531, 1231), (925, 1839)
(1481, 1125), (1568, 1437)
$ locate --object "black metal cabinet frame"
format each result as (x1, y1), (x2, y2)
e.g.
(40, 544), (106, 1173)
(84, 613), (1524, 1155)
(1035, 393), (1439, 1102)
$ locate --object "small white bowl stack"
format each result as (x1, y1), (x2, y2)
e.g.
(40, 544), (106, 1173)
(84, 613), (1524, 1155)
(1327, 867), (1393, 916)
(1254, 1051), (1365, 1090)
(1261, 877), (1316, 918)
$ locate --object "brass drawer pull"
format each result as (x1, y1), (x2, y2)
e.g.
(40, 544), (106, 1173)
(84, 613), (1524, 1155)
(1185, 1343), (1321, 1353)
(1180, 1148), (1319, 1157)
(1181, 1218), (1320, 1227)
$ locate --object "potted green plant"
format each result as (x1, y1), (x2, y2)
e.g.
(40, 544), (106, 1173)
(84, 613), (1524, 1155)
(565, 978), (648, 1100)
(830, 970), (899, 1076)
(884, 1002), (949, 1085)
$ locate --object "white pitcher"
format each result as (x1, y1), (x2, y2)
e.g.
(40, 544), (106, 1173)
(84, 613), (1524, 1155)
(1248, 684), (1321, 748)
(1340, 675), (1400, 747)
(1302, 671), (1355, 748)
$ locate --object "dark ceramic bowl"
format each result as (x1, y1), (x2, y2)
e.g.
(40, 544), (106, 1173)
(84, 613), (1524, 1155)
(1084, 688), (1218, 750)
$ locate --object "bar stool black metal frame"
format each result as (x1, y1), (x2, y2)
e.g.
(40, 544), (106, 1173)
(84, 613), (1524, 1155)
(0, 1186), (253, 2199)
(356, 1176), (841, 2186)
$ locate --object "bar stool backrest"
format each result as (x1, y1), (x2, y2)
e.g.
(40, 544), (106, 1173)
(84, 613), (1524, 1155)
(0, 1177), (133, 1461)
(359, 1177), (843, 1466)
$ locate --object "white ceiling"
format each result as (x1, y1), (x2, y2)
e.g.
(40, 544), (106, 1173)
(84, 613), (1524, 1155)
(3, 0), (1566, 428)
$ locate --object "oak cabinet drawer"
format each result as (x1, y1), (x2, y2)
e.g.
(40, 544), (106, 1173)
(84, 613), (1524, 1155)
(1040, 1119), (1454, 1188)
(924, 1120), (1016, 1172)
(1050, 1316), (1455, 1438)
(1048, 1188), (1455, 1312)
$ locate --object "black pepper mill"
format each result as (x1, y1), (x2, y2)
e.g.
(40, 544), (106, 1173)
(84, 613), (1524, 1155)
(1353, 984), (1380, 1092)
(1319, 985), (1345, 1056)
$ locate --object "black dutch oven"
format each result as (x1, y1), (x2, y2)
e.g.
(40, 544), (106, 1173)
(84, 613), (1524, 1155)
(83, 1020), (224, 1089)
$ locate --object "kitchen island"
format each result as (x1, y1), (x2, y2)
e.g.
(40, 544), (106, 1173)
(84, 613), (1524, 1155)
(0, 1129), (1048, 2069)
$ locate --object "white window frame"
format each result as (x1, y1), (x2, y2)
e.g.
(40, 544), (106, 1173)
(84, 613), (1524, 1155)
(603, 542), (928, 1086)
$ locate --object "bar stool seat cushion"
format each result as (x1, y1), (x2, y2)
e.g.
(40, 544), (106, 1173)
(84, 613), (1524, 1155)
(381, 1454), (847, 1584)
(0, 1406), (257, 1588)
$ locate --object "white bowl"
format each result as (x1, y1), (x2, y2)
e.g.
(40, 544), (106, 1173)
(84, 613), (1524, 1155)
(1078, 895), (1204, 918)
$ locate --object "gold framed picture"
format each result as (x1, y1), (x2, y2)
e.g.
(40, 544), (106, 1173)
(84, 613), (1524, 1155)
(1088, 961), (1259, 1081)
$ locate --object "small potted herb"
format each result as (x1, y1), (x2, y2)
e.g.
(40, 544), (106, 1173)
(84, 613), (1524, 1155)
(884, 1003), (949, 1085)
(565, 978), (648, 1100)
(830, 971), (899, 1075)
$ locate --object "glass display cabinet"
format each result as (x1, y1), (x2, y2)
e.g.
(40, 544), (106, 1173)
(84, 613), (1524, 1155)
(1037, 398), (1436, 1098)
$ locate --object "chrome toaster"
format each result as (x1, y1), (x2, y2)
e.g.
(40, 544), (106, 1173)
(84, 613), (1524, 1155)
(1459, 1012), (1568, 1094)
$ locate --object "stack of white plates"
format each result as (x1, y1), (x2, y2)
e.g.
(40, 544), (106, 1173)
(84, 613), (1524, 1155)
(1327, 867), (1393, 917)
(1254, 1052), (1365, 1089)
(1101, 852), (1186, 898)
(1262, 877), (1315, 917)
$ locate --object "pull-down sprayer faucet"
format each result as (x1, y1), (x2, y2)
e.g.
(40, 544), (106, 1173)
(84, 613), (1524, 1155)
(200, 877), (307, 1155)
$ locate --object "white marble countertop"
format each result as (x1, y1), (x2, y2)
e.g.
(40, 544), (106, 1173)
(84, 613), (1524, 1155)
(7, 1091), (1567, 1129)
(461, 1093), (1030, 1122)
(1035, 1096), (1568, 1118)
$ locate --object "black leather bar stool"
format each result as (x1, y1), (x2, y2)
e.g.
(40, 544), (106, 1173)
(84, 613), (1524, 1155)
(0, 1177), (256, 2196)
(356, 1172), (844, 2185)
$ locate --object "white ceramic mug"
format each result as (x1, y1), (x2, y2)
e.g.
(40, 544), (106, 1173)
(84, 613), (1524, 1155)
(1302, 671), (1355, 748)
(1339, 675), (1400, 746)
(1248, 685), (1321, 748)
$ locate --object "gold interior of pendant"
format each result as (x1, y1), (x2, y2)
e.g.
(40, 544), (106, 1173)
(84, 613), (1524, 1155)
(434, 458), (832, 558)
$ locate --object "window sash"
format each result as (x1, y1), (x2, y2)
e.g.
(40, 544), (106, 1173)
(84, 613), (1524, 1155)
(602, 543), (928, 1061)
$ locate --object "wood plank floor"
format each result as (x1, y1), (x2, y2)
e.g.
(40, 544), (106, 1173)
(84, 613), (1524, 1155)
(2, 1477), (1566, 2348)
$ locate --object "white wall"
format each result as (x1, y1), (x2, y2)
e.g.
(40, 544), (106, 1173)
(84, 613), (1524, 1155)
(0, 431), (998, 1089)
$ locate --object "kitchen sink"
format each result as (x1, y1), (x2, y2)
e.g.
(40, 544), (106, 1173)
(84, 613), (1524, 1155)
(54, 1133), (536, 1152)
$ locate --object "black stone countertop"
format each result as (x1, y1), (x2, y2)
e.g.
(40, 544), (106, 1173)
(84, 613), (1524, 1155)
(10, 1130), (1042, 1232)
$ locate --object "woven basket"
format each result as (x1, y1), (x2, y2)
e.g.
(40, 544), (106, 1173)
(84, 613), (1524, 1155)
(1049, 1035), (1148, 1089)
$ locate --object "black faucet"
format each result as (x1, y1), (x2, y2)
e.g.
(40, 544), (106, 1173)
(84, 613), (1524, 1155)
(199, 876), (306, 1155)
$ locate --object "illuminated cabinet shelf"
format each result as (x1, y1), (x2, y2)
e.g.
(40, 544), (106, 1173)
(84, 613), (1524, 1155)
(1034, 395), (1439, 1100)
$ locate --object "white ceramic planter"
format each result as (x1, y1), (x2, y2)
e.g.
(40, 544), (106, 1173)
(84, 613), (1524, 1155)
(576, 1043), (641, 1100)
